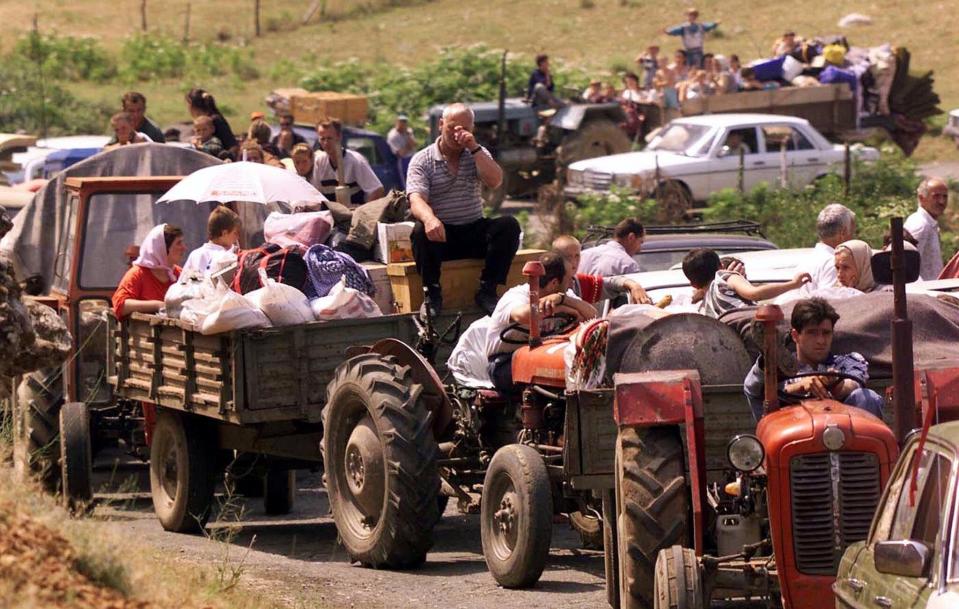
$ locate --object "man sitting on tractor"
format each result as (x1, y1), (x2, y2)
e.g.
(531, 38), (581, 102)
(485, 252), (595, 392)
(743, 297), (884, 420)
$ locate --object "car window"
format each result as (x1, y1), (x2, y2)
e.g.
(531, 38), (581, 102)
(888, 448), (952, 551)
(718, 128), (759, 156)
(346, 137), (381, 166)
(761, 126), (816, 152)
(647, 124), (713, 155)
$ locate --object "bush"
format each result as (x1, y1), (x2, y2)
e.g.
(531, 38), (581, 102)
(0, 63), (112, 135)
(13, 32), (116, 82)
(118, 34), (259, 82)
(568, 187), (659, 238)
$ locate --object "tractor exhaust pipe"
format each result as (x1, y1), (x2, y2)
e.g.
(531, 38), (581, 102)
(755, 304), (784, 415)
(523, 261), (545, 348)
(888, 217), (917, 445)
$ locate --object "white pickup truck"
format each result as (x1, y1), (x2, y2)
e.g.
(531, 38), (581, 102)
(564, 113), (879, 209)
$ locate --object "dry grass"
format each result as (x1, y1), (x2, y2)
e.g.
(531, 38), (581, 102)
(0, 450), (289, 609)
(1, 0), (957, 160)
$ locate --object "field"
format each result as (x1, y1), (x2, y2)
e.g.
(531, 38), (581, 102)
(0, 0), (957, 160)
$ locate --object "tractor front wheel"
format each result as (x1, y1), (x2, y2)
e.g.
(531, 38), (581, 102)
(616, 427), (689, 609)
(480, 444), (552, 588)
(59, 402), (93, 508)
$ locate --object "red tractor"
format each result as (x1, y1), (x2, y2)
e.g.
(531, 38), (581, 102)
(561, 220), (959, 608)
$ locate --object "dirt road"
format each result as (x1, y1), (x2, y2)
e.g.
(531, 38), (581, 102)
(95, 466), (607, 609)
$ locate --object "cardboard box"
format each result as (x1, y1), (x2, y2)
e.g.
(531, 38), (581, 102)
(290, 92), (368, 126)
(387, 249), (546, 314)
(376, 222), (415, 264)
(361, 262), (397, 315)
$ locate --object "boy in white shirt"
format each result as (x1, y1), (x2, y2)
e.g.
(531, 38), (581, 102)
(181, 206), (241, 277)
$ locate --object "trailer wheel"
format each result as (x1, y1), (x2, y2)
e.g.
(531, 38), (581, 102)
(616, 427), (689, 609)
(13, 368), (64, 491)
(603, 489), (621, 609)
(323, 354), (440, 568)
(569, 501), (604, 550)
(59, 402), (93, 508)
(654, 546), (704, 609)
(557, 119), (632, 167)
(480, 444), (552, 588)
(149, 409), (216, 533)
(263, 468), (295, 515)
(654, 181), (692, 223)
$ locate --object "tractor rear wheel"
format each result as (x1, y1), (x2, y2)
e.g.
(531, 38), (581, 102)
(654, 546), (704, 609)
(59, 402), (93, 508)
(557, 119), (631, 168)
(323, 354), (440, 568)
(653, 181), (692, 223)
(603, 489), (621, 609)
(616, 427), (689, 609)
(13, 368), (64, 491)
(149, 409), (217, 533)
(480, 444), (552, 588)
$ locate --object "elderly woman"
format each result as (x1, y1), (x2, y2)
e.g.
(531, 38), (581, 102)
(834, 239), (879, 293)
(113, 224), (186, 319)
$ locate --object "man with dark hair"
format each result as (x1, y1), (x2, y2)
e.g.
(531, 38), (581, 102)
(108, 92), (165, 144)
(578, 218), (645, 277)
(743, 297), (883, 420)
(484, 251), (596, 392)
(527, 54), (563, 109)
(553, 235), (651, 304)
(311, 118), (384, 204)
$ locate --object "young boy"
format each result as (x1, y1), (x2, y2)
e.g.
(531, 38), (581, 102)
(181, 206), (241, 277)
(663, 8), (720, 68)
(104, 112), (151, 149)
(682, 248), (809, 318)
(191, 115), (224, 158)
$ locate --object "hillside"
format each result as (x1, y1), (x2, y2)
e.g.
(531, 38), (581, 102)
(2, 0), (957, 157)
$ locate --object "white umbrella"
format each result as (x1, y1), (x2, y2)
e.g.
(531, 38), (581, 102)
(156, 161), (327, 205)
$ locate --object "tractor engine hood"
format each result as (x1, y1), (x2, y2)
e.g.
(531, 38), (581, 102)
(757, 401), (898, 609)
(511, 339), (569, 388)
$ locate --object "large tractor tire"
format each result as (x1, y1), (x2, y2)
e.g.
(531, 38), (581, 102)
(59, 402), (93, 508)
(13, 368), (64, 491)
(653, 181), (693, 223)
(481, 444), (553, 588)
(263, 467), (295, 516)
(323, 353), (440, 569)
(654, 546), (704, 609)
(557, 119), (631, 168)
(603, 489), (621, 609)
(149, 409), (217, 533)
(616, 427), (689, 609)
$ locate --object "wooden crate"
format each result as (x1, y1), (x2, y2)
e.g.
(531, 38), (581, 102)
(291, 92), (368, 126)
(386, 249), (546, 314)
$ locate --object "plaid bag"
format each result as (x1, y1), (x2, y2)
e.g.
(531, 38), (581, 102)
(304, 244), (375, 299)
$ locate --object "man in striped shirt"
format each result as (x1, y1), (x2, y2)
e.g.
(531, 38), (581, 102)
(406, 103), (521, 317)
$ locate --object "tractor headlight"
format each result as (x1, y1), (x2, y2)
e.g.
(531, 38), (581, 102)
(822, 424), (846, 451)
(727, 434), (764, 472)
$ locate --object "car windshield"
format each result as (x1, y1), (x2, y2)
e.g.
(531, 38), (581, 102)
(647, 124), (713, 156)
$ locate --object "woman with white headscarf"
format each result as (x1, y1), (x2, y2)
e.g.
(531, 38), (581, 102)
(112, 224), (186, 318)
(834, 239), (878, 292)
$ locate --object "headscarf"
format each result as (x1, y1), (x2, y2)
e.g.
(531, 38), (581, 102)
(835, 239), (875, 292)
(132, 224), (177, 282)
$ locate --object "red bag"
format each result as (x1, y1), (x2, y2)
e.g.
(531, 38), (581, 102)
(232, 243), (309, 294)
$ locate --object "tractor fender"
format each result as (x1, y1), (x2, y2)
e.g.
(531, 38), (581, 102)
(368, 338), (453, 438)
(549, 102), (627, 131)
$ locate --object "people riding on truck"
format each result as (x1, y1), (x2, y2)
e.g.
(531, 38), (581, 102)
(112, 223), (185, 319)
(406, 102), (521, 317)
(577, 218), (646, 278)
(796, 203), (857, 291)
(181, 206), (241, 278)
(552, 234), (652, 304)
(743, 297), (884, 420)
(485, 251), (595, 392)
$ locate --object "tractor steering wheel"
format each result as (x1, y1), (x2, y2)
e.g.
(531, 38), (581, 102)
(498, 313), (581, 345)
(778, 370), (864, 403)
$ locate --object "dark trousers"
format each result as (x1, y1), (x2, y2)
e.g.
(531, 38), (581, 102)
(412, 216), (521, 287)
(488, 352), (514, 393)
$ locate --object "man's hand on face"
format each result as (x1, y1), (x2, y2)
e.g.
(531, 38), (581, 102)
(424, 216), (446, 242)
(452, 125), (477, 151)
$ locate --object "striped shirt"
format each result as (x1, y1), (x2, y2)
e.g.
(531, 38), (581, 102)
(701, 271), (751, 318)
(405, 139), (484, 225)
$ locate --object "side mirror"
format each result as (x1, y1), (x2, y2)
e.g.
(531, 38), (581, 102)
(874, 540), (931, 578)
(871, 249), (921, 285)
(717, 145), (732, 158)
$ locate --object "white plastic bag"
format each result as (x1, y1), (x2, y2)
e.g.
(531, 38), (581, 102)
(264, 210), (333, 249)
(179, 297), (218, 329)
(310, 277), (382, 321)
(164, 271), (214, 318)
(200, 285), (271, 335)
(245, 270), (313, 326)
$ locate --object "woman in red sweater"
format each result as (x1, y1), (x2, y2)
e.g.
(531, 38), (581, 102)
(113, 224), (187, 319)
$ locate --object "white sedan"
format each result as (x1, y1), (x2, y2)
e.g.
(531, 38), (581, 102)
(564, 113), (879, 211)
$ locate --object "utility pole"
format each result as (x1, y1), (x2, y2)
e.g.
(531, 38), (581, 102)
(183, 3), (191, 43)
(140, 0), (147, 31)
(254, 0), (261, 36)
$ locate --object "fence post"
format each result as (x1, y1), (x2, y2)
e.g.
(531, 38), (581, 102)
(738, 147), (745, 193)
(843, 141), (851, 199)
(140, 0), (147, 31)
(254, 0), (261, 36)
(183, 3), (191, 43)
